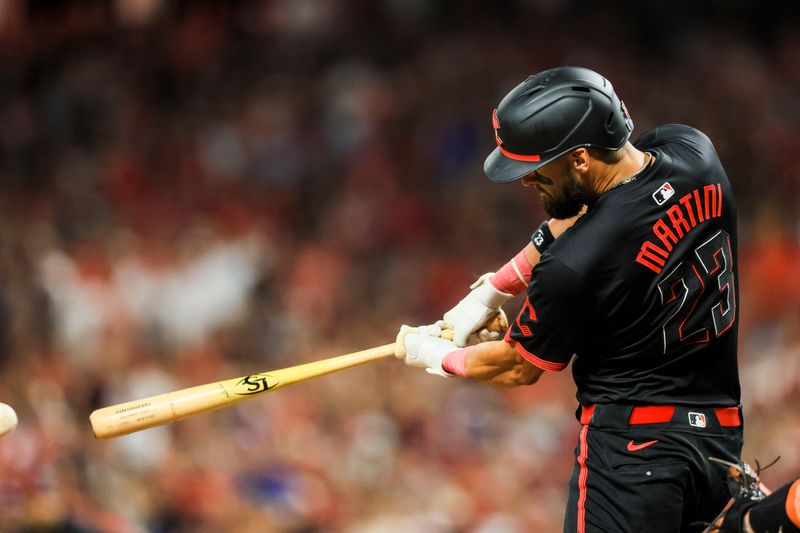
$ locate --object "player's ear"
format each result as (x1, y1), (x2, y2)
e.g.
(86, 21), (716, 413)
(569, 148), (590, 173)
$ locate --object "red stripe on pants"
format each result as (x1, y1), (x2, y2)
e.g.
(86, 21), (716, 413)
(577, 424), (589, 533)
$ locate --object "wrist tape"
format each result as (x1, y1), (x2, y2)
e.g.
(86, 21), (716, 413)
(531, 220), (555, 254)
(489, 250), (533, 295)
(442, 347), (470, 378)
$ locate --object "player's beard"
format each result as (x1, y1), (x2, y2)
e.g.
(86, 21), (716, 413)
(541, 171), (590, 219)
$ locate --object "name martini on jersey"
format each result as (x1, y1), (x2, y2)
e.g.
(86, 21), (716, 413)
(635, 183), (723, 274)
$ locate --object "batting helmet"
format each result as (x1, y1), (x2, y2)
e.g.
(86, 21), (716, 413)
(484, 66), (634, 183)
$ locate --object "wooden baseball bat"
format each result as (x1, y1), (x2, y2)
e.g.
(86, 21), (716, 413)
(90, 313), (507, 439)
(89, 342), (396, 439)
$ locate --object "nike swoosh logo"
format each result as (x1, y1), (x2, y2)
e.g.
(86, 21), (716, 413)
(627, 439), (659, 452)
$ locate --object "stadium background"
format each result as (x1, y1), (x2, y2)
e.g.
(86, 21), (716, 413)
(0, 0), (798, 531)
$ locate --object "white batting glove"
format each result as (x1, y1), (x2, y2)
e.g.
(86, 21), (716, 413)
(395, 323), (458, 378)
(442, 273), (512, 347)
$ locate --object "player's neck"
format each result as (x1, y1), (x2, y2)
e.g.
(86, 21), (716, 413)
(593, 144), (650, 195)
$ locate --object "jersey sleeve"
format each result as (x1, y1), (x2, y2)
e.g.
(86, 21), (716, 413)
(635, 124), (718, 167)
(505, 255), (587, 372)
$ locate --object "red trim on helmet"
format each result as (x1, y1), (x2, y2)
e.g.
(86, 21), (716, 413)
(492, 108), (542, 163)
(499, 146), (541, 162)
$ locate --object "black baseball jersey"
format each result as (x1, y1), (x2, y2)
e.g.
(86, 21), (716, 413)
(507, 124), (740, 406)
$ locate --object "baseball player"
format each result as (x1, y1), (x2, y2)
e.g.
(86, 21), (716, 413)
(395, 66), (768, 532)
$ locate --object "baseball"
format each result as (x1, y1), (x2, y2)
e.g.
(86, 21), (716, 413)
(0, 402), (18, 437)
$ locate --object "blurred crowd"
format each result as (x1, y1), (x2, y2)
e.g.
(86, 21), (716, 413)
(0, 1), (798, 531)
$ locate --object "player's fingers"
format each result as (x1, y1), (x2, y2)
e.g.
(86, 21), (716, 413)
(416, 323), (442, 338)
(395, 325), (415, 358)
(453, 327), (470, 347)
(477, 328), (501, 342)
(401, 333), (426, 366)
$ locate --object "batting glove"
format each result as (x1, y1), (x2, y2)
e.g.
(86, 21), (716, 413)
(395, 322), (458, 378)
(443, 273), (512, 347)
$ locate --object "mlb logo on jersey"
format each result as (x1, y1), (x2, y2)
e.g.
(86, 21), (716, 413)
(652, 182), (675, 205)
(688, 412), (707, 428)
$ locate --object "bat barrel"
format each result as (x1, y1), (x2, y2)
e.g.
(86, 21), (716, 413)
(90, 382), (237, 439)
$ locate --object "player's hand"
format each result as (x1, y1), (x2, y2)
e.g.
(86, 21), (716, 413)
(442, 273), (512, 347)
(395, 322), (458, 378)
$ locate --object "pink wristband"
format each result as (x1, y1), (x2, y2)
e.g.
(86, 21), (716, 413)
(489, 250), (533, 295)
(442, 347), (470, 378)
